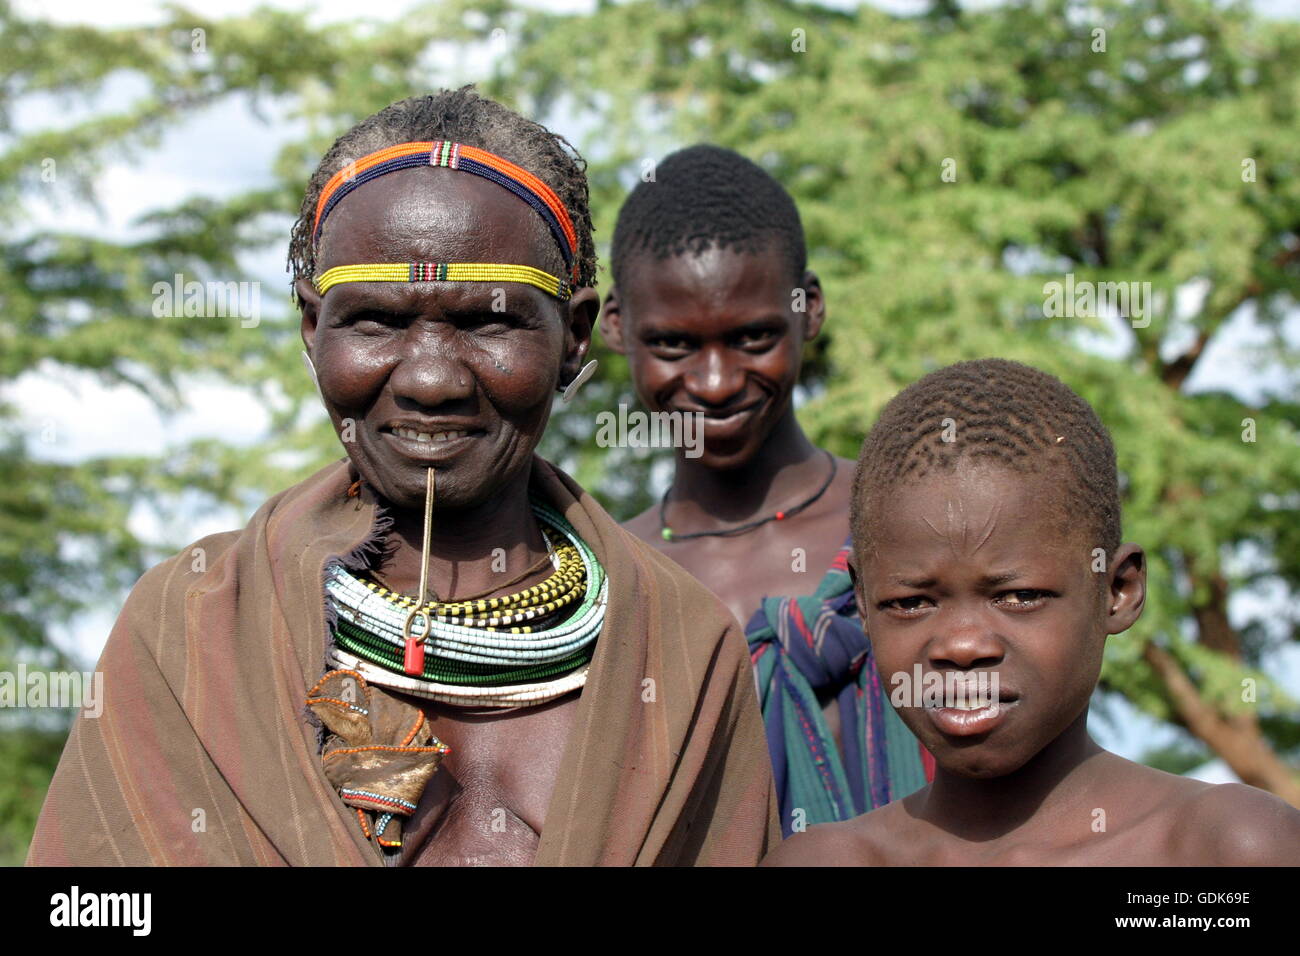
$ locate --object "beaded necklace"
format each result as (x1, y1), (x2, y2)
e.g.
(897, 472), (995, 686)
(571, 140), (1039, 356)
(659, 449), (838, 541)
(325, 499), (606, 709)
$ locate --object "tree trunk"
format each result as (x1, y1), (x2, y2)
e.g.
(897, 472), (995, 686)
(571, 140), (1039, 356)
(1143, 642), (1300, 807)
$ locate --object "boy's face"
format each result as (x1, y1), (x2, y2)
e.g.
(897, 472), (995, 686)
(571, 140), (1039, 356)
(605, 244), (823, 469)
(853, 459), (1137, 779)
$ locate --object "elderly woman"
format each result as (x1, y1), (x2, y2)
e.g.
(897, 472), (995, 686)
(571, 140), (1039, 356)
(28, 90), (778, 867)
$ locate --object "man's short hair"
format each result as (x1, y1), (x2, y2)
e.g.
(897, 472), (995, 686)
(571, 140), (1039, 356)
(610, 144), (807, 286)
(851, 358), (1122, 557)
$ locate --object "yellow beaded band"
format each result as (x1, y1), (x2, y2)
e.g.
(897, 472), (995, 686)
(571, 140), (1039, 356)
(315, 262), (571, 300)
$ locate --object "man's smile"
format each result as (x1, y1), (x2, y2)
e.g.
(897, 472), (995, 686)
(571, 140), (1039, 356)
(669, 398), (765, 439)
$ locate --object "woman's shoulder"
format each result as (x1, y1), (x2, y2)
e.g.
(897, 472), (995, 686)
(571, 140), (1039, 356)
(126, 458), (352, 612)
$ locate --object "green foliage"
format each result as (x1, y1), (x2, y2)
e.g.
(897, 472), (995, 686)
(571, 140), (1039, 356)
(1140, 739), (1213, 776)
(0, 717), (69, 866)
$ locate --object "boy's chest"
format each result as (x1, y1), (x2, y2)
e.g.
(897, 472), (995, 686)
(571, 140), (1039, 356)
(398, 693), (579, 866)
(886, 813), (1189, 866)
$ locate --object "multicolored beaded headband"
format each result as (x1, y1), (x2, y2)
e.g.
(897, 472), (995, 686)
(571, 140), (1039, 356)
(311, 140), (579, 302)
(315, 262), (570, 301)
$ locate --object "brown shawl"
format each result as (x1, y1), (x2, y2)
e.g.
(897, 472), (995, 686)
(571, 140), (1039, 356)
(27, 456), (779, 866)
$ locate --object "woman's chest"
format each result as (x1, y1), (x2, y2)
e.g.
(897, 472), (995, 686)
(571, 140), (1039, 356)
(399, 693), (580, 866)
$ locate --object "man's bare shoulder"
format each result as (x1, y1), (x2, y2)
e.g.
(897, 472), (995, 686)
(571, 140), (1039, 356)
(1177, 781), (1300, 865)
(761, 799), (916, 867)
(621, 504), (660, 544)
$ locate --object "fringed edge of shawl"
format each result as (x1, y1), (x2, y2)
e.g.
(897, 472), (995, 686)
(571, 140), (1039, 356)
(305, 465), (396, 747)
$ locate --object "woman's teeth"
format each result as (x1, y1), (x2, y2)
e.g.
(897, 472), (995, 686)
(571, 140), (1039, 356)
(394, 427), (467, 443)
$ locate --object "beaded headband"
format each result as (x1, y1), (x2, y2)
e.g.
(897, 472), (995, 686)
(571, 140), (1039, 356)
(312, 140), (580, 299)
(315, 262), (571, 301)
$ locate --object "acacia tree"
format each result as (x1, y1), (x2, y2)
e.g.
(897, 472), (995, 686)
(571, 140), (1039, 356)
(1, 0), (1296, 867)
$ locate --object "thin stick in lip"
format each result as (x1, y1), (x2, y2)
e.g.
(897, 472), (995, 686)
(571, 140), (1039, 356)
(402, 467), (434, 676)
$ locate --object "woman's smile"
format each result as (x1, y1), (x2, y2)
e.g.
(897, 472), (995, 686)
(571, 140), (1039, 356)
(380, 423), (483, 460)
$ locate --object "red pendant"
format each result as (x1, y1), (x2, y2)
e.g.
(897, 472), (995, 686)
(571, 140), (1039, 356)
(403, 636), (425, 676)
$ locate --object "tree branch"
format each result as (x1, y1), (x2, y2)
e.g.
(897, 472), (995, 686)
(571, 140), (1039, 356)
(1159, 243), (1300, 390)
(1144, 643), (1300, 807)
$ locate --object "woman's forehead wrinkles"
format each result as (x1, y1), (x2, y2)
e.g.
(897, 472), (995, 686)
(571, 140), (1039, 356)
(324, 279), (552, 317)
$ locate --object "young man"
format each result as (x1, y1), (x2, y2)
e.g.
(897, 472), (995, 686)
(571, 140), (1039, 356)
(764, 358), (1300, 865)
(603, 145), (931, 837)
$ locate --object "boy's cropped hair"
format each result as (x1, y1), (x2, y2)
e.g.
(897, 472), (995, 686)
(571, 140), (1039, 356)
(851, 358), (1121, 557)
(610, 143), (807, 285)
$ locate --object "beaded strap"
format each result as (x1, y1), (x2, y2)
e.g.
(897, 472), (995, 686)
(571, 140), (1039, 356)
(311, 140), (579, 285)
(334, 621), (593, 686)
(356, 529), (583, 620)
(315, 262), (571, 301)
(329, 649), (591, 708)
(329, 573), (605, 662)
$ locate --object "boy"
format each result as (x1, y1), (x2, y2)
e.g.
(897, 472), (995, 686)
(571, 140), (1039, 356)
(764, 358), (1300, 865)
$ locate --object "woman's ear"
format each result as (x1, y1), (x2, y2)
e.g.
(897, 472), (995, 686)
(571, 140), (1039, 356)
(599, 285), (629, 354)
(296, 277), (323, 353)
(1105, 543), (1147, 636)
(560, 286), (598, 387)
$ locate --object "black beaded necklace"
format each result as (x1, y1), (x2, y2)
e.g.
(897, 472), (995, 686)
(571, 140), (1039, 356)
(658, 450), (838, 541)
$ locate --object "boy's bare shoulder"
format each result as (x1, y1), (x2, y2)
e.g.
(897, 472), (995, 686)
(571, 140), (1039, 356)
(760, 820), (878, 867)
(1109, 759), (1300, 864)
(760, 799), (915, 867)
(1095, 757), (1299, 865)
(1177, 781), (1300, 865)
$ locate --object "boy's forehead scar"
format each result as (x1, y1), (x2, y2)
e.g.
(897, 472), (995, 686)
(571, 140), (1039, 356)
(912, 500), (1001, 555)
(979, 569), (1031, 587)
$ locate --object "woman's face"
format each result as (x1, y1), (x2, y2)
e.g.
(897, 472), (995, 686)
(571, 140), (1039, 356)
(298, 167), (593, 512)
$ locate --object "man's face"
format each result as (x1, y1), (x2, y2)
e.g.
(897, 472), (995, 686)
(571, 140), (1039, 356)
(302, 167), (576, 512)
(854, 460), (1108, 778)
(616, 244), (811, 470)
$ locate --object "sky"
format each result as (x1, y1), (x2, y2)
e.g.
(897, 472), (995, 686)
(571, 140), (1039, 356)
(7, 0), (1299, 775)
(16, 0), (1300, 25)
